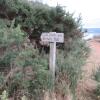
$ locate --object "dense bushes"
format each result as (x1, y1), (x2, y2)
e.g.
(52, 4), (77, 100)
(0, 24), (88, 99)
(55, 39), (89, 99)
(92, 67), (100, 100)
(0, 0), (82, 39)
(0, 24), (52, 99)
(0, 0), (88, 100)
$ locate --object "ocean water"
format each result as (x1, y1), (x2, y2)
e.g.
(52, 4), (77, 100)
(86, 28), (100, 36)
(87, 33), (100, 36)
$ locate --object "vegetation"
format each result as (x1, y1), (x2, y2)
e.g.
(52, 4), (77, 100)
(0, 0), (88, 100)
(92, 67), (100, 100)
(0, 24), (88, 99)
(0, 90), (8, 100)
(0, 0), (82, 39)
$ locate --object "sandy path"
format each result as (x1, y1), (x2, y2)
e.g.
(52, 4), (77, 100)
(77, 40), (100, 100)
(83, 40), (100, 78)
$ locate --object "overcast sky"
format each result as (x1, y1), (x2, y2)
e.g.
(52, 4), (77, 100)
(41, 0), (100, 28)
(29, 0), (100, 28)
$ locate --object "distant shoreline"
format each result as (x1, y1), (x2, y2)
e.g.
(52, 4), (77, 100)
(86, 32), (100, 36)
(84, 28), (100, 36)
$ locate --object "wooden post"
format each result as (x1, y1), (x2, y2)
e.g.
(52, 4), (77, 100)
(41, 32), (64, 85)
(49, 42), (56, 83)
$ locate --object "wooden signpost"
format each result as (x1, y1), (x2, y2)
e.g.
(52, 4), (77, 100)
(41, 32), (64, 84)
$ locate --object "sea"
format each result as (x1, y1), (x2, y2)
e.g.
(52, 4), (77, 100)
(86, 28), (100, 36)
(83, 28), (100, 40)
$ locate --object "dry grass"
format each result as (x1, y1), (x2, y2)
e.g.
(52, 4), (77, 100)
(76, 40), (100, 100)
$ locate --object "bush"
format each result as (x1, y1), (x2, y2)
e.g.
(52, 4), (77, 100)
(0, 1), (88, 100)
(0, 90), (8, 100)
(93, 67), (100, 100)
(0, 23), (53, 99)
(94, 67), (100, 82)
(0, 22), (88, 99)
(55, 39), (89, 99)
(0, 0), (82, 39)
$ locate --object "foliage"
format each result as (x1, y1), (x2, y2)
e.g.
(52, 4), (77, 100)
(0, 23), (52, 99)
(0, 21), (25, 70)
(56, 39), (89, 99)
(21, 95), (27, 100)
(0, 21), (88, 99)
(94, 67), (100, 82)
(93, 67), (100, 100)
(0, 0), (82, 39)
(0, 90), (8, 100)
(0, 0), (88, 100)
(0, 91), (28, 100)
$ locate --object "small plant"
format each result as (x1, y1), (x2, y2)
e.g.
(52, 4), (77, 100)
(0, 1), (88, 99)
(94, 67), (100, 82)
(0, 22), (52, 99)
(56, 39), (88, 100)
(21, 95), (27, 100)
(0, 90), (8, 100)
(93, 67), (100, 99)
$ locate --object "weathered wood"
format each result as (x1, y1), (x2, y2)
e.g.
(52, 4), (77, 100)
(41, 32), (64, 43)
(49, 42), (56, 83)
(41, 32), (64, 85)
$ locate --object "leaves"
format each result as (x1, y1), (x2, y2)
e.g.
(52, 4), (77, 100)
(0, 0), (82, 38)
(0, 90), (8, 100)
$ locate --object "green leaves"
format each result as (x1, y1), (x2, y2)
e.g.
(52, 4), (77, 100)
(0, 0), (82, 38)
(0, 90), (8, 100)
(0, 1), (86, 99)
(56, 39), (88, 98)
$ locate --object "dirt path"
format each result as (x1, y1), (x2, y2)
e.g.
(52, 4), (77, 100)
(83, 40), (100, 78)
(77, 39), (100, 100)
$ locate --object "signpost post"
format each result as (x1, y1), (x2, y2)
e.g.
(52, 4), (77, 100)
(41, 32), (64, 84)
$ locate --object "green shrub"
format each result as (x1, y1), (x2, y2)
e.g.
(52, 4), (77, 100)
(93, 67), (100, 99)
(0, 0), (82, 39)
(94, 67), (100, 82)
(56, 39), (89, 99)
(0, 23), (53, 99)
(0, 1), (88, 100)
(0, 90), (8, 100)
(0, 22), (88, 99)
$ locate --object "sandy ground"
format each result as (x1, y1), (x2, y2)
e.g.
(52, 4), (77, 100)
(83, 39), (100, 78)
(77, 39), (100, 100)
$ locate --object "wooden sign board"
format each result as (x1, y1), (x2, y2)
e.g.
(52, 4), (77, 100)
(40, 32), (64, 85)
(41, 32), (64, 43)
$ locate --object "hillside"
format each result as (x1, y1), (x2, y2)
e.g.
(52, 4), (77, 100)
(0, 0), (89, 100)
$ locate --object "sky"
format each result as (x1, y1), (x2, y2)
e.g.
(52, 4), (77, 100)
(42, 0), (100, 28)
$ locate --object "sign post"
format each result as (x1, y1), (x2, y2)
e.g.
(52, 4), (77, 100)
(49, 42), (56, 82)
(41, 32), (64, 84)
